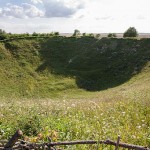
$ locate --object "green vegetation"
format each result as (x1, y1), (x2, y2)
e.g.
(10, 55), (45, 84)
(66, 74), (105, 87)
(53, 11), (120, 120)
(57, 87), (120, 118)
(95, 34), (101, 39)
(107, 33), (117, 38)
(0, 29), (7, 40)
(0, 37), (149, 97)
(0, 30), (60, 42)
(0, 36), (150, 149)
(123, 27), (138, 38)
(72, 29), (81, 37)
(0, 29), (6, 35)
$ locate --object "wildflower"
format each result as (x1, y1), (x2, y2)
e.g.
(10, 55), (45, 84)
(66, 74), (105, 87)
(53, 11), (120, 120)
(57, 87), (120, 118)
(132, 135), (136, 139)
(136, 126), (141, 129)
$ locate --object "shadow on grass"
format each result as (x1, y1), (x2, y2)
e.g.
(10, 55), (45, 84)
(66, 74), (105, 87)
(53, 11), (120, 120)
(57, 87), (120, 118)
(36, 37), (150, 91)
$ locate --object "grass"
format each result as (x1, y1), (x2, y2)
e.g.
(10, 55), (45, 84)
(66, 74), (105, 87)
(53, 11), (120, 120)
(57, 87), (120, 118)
(0, 37), (150, 149)
(0, 68), (150, 149)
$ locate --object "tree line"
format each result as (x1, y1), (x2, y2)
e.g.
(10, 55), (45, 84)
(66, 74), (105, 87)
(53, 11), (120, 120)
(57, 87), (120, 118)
(72, 27), (138, 38)
(0, 27), (138, 41)
(0, 30), (60, 41)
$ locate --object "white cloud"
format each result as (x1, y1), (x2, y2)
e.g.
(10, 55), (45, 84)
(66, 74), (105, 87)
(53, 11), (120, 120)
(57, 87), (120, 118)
(0, 0), (85, 18)
(30, 0), (43, 4)
(0, 0), (150, 33)
(96, 16), (112, 20)
(0, 3), (44, 18)
(137, 15), (145, 20)
(22, 3), (44, 18)
(43, 0), (85, 18)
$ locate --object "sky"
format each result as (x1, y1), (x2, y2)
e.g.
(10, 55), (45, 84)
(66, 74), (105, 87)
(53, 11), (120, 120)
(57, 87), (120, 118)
(0, 0), (150, 33)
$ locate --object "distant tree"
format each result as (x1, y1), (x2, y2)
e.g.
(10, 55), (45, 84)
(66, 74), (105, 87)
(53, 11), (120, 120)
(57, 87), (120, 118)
(82, 33), (87, 36)
(54, 32), (59, 36)
(0, 29), (6, 35)
(32, 32), (38, 36)
(72, 29), (81, 37)
(123, 27), (138, 37)
(95, 34), (101, 38)
(108, 33), (117, 38)
(26, 32), (30, 36)
(89, 33), (94, 37)
(49, 32), (54, 36)
(40, 33), (45, 36)
(0, 29), (7, 40)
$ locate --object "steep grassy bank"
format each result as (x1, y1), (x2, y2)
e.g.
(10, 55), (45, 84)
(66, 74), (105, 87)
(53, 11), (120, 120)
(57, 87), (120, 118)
(0, 37), (150, 98)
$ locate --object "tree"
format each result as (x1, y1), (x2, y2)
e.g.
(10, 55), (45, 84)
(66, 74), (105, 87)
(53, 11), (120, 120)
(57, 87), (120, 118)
(82, 33), (87, 36)
(89, 33), (94, 37)
(72, 29), (81, 37)
(0, 29), (6, 35)
(26, 32), (30, 36)
(32, 32), (38, 36)
(54, 32), (59, 36)
(108, 33), (117, 38)
(123, 27), (138, 37)
(95, 34), (101, 38)
(0, 29), (7, 40)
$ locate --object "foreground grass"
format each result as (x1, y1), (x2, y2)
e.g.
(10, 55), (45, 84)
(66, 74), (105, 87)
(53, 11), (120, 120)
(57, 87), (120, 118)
(0, 71), (150, 150)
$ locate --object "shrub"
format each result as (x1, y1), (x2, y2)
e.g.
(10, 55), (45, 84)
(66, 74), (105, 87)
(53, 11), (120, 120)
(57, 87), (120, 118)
(0, 34), (7, 40)
(123, 27), (138, 37)
(54, 32), (59, 36)
(18, 115), (41, 136)
(0, 29), (7, 40)
(32, 32), (38, 36)
(26, 33), (30, 36)
(95, 34), (101, 38)
(89, 33), (94, 37)
(82, 33), (87, 36)
(108, 33), (117, 38)
(0, 29), (6, 35)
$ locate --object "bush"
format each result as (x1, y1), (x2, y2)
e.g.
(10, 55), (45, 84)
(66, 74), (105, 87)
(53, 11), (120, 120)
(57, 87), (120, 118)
(95, 34), (101, 38)
(108, 33), (117, 38)
(32, 32), (38, 36)
(54, 32), (59, 36)
(123, 27), (138, 37)
(0, 29), (6, 35)
(18, 115), (41, 136)
(0, 29), (7, 40)
(82, 33), (87, 36)
(89, 33), (94, 37)
(0, 34), (7, 40)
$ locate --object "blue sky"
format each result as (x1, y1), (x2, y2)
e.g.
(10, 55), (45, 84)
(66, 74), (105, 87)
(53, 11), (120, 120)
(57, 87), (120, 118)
(0, 0), (150, 33)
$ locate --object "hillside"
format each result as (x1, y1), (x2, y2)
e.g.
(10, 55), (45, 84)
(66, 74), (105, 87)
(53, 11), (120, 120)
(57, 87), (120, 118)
(0, 37), (150, 98)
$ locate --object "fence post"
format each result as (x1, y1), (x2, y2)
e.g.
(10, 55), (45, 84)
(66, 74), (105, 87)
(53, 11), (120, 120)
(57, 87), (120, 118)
(4, 130), (23, 149)
(115, 136), (121, 150)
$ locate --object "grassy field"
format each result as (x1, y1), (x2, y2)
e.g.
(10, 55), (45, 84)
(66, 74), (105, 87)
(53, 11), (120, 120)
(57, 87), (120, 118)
(0, 37), (150, 149)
